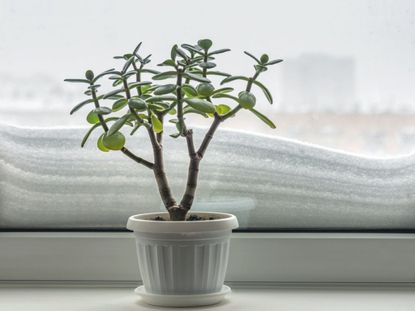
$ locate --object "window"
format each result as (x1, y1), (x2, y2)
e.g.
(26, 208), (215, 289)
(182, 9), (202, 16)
(1, 0), (414, 231)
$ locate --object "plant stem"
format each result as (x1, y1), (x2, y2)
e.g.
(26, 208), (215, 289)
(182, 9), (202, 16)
(179, 69), (262, 212)
(176, 69), (187, 135)
(122, 80), (177, 211)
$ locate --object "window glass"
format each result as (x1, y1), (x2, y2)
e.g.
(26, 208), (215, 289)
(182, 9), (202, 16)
(1, 0), (414, 230)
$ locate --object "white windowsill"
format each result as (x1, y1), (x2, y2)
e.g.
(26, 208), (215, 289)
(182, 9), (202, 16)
(1, 284), (415, 311)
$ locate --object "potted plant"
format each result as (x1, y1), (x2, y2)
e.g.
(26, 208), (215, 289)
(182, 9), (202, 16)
(65, 39), (282, 307)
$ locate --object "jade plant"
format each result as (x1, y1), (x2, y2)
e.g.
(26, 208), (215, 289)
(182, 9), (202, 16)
(65, 39), (282, 221)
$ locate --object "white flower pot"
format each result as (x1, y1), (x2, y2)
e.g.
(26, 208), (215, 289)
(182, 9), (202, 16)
(126, 211), (238, 307)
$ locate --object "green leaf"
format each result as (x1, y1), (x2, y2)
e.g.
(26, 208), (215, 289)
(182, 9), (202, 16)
(122, 56), (135, 73)
(184, 98), (215, 114)
(215, 104), (231, 115)
(128, 98), (147, 111)
(81, 123), (101, 148)
(102, 132), (125, 150)
(97, 134), (110, 152)
(211, 93), (239, 102)
(181, 44), (203, 55)
(183, 72), (211, 83)
(175, 47), (188, 59)
(108, 114), (130, 136)
(208, 48), (231, 56)
(133, 42), (142, 55)
(183, 106), (208, 118)
(64, 78), (91, 84)
(154, 84), (176, 95)
(260, 54), (269, 64)
(199, 62), (216, 69)
(196, 83), (215, 97)
(70, 98), (94, 115)
(146, 95), (176, 103)
(171, 44), (178, 60)
(87, 110), (100, 124)
(238, 91), (256, 109)
(112, 99), (128, 112)
(130, 123), (142, 135)
(158, 59), (176, 67)
(266, 59), (283, 66)
(103, 88), (124, 99)
(182, 84), (198, 97)
(141, 68), (161, 75)
(244, 51), (261, 64)
(152, 71), (177, 80)
(93, 68), (116, 83)
(148, 103), (165, 112)
(93, 107), (112, 115)
(85, 70), (94, 81)
(252, 80), (273, 104)
(151, 113), (163, 133)
(212, 87), (233, 95)
(221, 75), (249, 85)
(206, 71), (231, 77)
(128, 81), (152, 89)
(168, 108), (177, 115)
(250, 108), (276, 129)
(198, 39), (213, 51)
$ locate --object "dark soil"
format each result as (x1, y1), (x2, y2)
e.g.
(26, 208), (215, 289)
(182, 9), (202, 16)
(151, 214), (216, 221)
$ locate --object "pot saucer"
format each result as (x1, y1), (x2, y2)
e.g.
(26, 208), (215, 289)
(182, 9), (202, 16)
(135, 285), (231, 307)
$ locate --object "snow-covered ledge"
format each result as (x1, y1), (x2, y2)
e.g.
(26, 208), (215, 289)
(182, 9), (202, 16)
(0, 124), (414, 230)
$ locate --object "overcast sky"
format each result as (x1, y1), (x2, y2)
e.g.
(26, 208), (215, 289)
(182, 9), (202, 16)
(1, 0), (415, 111)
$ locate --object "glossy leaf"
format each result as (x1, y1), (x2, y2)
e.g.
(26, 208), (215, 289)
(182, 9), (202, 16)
(215, 104), (231, 115)
(221, 75), (249, 85)
(238, 91), (256, 109)
(184, 98), (215, 114)
(122, 56), (135, 73)
(212, 87), (233, 95)
(108, 114), (130, 136)
(208, 48), (231, 56)
(152, 71), (177, 80)
(130, 123), (141, 135)
(260, 54), (269, 64)
(250, 108), (276, 129)
(151, 113), (163, 133)
(243, 51), (260, 64)
(128, 98), (147, 111)
(198, 39), (213, 51)
(171, 44), (178, 60)
(64, 78), (90, 84)
(206, 71), (231, 77)
(85, 70), (94, 81)
(87, 110), (100, 124)
(146, 95), (176, 103)
(183, 106), (208, 118)
(196, 83), (215, 97)
(70, 98), (94, 115)
(253, 80), (273, 104)
(182, 84), (198, 97)
(154, 84), (176, 95)
(93, 107), (112, 115)
(128, 81), (152, 89)
(102, 132), (125, 150)
(266, 59), (283, 66)
(81, 123), (100, 147)
(92, 68), (116, 83)
(103, 88), (124, 99)
(97, 134), (110, 152)
(183, 72), (211, 83)
(199, 62), (216, 69)
(158, 59), (176, 67)
(112, 99), (128, 112)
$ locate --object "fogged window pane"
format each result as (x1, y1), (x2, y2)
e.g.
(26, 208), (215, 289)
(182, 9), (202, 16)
(1, 0), (415, 156)
(1, 0), (415, 231)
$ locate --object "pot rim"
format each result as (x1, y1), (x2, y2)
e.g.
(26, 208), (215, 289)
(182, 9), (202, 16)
(126, 211), (239, 233)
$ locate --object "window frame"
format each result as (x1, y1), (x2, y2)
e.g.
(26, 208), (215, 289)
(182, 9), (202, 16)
(1, 232), (415, 284)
